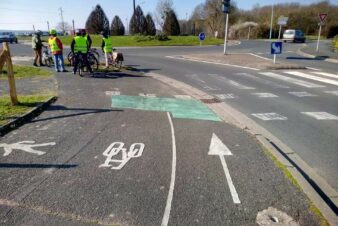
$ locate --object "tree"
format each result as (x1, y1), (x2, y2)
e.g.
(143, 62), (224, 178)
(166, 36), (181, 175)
(111, 16), (125, 36)
(163, 9), (180, 35)
(155, 0), (173, 29)
(85, 4), (110, 34)
(56, 22), (72, 33)
(146, 14), (156, 35)
(129, 5), (147, 35)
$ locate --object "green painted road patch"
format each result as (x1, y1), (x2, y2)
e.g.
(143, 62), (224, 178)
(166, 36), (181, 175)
(112, 95), (221, 122)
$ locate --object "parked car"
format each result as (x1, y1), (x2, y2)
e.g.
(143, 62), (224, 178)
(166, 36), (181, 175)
(283, 29), (306, 43)
(0, 32), (18, 43)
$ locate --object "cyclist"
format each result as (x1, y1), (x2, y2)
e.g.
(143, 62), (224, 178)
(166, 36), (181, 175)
(71, 29), (93, 74)
(101, 31), (113, 69)
(81, 29), (92, 49)
(48, 29), (67, 72)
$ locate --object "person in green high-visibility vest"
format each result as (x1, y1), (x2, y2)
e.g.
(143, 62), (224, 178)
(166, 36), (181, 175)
(101, 31), (113, 69)
(70, 29), (93, 74)
(48, 29), (67, 72)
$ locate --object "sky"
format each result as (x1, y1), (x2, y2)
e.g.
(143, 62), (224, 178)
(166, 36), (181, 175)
(1, 0), (337, 31)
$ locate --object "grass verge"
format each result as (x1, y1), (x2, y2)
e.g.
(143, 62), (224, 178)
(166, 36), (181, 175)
(19, 35), (224, 47)
(261, 144), (329, 226)
(0, 65), (53, 79)
(0, 95), (51, 126)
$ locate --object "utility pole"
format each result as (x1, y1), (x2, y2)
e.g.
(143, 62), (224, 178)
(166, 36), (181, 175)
(72, 19), (75, 35)
(269, 5), (274, 39)
(222, 0), (231, 55)
(126, 18), (129, 35)
(133, 0), (136, 13)
(59, 7), (65, 34)
(47, 21), (50, 32)
(33, 25), (35, 32)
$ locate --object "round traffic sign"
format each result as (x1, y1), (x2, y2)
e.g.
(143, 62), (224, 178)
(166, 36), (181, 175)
(199, 32), (206, 41)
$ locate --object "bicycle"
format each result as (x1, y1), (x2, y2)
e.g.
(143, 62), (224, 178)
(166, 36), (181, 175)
(68, 48), (100, 68)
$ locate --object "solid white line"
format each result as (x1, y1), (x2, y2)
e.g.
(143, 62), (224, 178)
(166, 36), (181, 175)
(166, 56), (260, 71)
(284, 71), (338, 86)
(306, 67), (320, 71)
(259, 72), (325, 88)
(161, 113), (177, 226)
(249, 53), (271, 61)
(219, 155), (241, 204)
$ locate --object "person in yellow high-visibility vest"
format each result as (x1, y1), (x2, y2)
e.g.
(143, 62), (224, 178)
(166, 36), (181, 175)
(101, 31), (113, 69)
(48, 29), (67, 72)
(70, 29), (93, 74)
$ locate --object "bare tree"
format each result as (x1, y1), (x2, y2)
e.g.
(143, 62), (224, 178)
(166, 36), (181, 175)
(155, 0), (174, 29)
(56, 22), (72, 33)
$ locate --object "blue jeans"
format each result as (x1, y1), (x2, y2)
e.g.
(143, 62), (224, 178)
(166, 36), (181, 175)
(53, 54), (65, 71)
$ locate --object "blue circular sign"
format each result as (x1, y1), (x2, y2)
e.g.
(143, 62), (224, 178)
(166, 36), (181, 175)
(199, 32), (205, 41)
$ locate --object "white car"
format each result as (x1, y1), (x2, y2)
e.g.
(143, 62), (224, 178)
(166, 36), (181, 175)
(283, 29), (306, 43)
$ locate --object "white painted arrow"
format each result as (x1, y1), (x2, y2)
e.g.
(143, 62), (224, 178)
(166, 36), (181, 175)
(208, 133), (241, 204)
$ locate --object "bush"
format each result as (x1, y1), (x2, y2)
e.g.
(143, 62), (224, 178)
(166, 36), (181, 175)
(155, 33), (170, 41)
(333, 35), (338, 53)
(327, 25), (338, 39)
(133, 34), (154, 42)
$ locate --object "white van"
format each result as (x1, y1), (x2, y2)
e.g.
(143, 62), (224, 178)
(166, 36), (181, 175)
(283, 29), (306, 43)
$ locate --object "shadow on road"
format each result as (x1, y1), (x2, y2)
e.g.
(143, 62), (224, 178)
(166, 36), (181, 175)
(0, 163), (77, 169)
(286, 56), (329, 61)
(29, 106), (123, 123)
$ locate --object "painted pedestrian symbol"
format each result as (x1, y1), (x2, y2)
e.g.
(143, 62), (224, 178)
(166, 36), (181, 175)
(0, 141), (56, 157)
(99, 142), (145, 170)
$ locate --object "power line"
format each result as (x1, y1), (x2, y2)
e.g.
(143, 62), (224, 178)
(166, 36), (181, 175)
(0, 7), (54, 14)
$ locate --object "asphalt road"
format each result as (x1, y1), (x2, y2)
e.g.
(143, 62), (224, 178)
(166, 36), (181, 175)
(119, 41), (338, 192)
(1, 41), (336, 225)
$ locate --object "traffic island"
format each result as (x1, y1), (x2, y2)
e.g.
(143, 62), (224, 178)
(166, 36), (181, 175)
(177, 53), (306, 70)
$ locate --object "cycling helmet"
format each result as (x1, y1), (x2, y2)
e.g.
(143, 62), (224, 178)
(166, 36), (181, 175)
(49, 29), (57, 35)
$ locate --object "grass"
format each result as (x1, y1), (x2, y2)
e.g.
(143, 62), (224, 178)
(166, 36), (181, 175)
(0, 95), (52, 125)
(0, 65), (53, 79)
(19, 35), (224, 47)
(261, 144), (329, 226)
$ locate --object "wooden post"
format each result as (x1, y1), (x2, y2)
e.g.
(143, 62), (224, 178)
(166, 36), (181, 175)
(3, 42), (18, 105)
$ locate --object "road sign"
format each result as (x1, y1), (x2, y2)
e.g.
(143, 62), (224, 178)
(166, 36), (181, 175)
(319, 13), (328, 23)
(271, 42), (282, 55)
(199, 32), (206, 41)
(277, 16), (288, 25)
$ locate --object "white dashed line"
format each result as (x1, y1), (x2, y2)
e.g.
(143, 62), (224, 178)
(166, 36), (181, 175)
(259, 72), (325, 88)
(284, 71), (338, 86)
(214, 94), (237, 100)
(301, 112), (338, 120)
(306, 67), (320, 71)
(324, 91), (338, 96)
(288, 92), (318, 97)
(174, 95), (192, 99)
(312, 72), (338, 80)
(251, 93), (279, 98)
(105, 91), (120, 96)
(236, 73), (290, 89)
(251, 113), (288, 121)
(139, 93), (157, 98)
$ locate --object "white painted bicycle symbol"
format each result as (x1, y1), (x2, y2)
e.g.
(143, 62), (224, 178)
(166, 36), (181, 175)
(99, 142), (145, 170)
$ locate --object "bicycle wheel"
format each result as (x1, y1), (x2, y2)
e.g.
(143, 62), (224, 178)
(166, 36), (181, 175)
(88, 54), (99, 71)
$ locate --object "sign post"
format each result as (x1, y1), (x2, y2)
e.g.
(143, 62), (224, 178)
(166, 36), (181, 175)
(316, 13), (328, 52)
(222, 0), (230, 55)
(199, 32), (205, 47)
(271, 42), (282, 64)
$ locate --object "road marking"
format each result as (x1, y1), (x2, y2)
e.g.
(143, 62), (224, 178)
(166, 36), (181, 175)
(324, 91), (338, 96)
(166, 55), (260, 71)
(249, 53), (271, 61)
(288, 92), (318, 97)
(251, 113), (288, 121)
(161, 112), (177, 226)
(214, 75), (255, 90)
(185, 74), (221, 91)
(301, 112), (338, 120)
(208, 133), (240, 204)
(105, 91), (120, 96)
(306, 67), (320, 71)
(0, 141), (55, 156)
(236, 73), (290, 89)
(139, 93), (157, 98)
(284, 71), (338, 86)
(312, 72), (338, 79)
(251, 93), (279, 98)
(174, 95), (192, 99)
(99, 142), (145, 170)
(214, 94), (237, 100)
(259, 72), (325, 88)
